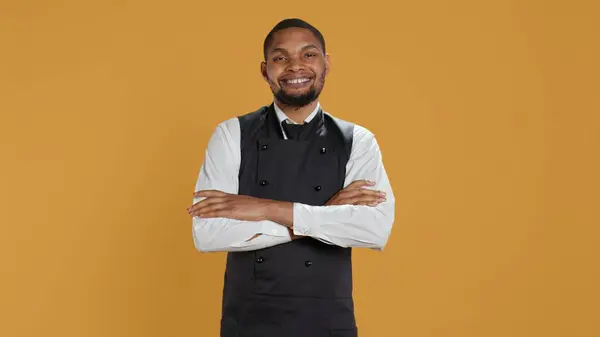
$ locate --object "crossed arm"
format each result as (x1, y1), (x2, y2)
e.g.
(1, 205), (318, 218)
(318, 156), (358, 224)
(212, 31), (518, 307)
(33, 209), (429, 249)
(189, 179), (386, 238)
(189, 120), (395, 252)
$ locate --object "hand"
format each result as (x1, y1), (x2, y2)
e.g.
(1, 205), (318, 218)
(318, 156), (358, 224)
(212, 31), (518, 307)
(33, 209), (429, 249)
(188, 190), (272, 221)
(326, 180), (386, 206)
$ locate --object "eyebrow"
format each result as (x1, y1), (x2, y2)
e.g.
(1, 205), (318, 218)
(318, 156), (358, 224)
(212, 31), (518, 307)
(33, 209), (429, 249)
(270, 44), (321, 55)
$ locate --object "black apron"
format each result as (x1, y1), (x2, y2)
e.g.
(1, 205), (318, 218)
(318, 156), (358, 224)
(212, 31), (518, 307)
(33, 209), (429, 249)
(220, 104), (357, 337)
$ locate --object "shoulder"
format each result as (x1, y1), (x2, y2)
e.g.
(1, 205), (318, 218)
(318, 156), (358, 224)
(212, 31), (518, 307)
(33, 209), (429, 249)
(210, 117), (239, 142)
(325, 112), (381, 162)
(323, 112), (377, 145)
(345, 123), (380, 160)
(352, 123), (377, 145)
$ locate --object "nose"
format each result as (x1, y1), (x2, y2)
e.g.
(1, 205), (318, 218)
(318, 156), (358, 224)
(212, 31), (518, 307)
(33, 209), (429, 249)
(286, 57), (305, 72)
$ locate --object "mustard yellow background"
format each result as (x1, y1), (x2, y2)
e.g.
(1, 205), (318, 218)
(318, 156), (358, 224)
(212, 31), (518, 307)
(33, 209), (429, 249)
(1, 1), (598, 336)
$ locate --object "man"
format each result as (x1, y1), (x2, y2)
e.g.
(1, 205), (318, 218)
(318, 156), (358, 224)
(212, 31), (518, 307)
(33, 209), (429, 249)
(188, 18), (395, 337)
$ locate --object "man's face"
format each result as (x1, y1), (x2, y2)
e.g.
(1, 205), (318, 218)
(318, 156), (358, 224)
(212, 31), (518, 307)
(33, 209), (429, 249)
(261, 27), (330, 107)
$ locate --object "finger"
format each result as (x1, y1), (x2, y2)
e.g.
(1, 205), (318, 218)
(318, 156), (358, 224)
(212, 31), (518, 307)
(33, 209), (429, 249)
(190, 202), (230, 217)
(329, 195), (379, 206)
(343, 195), (386, 205)
(188, 198), (228, 213)
(188, 197), (228, 213)
(360, 188), (386, 197)
(355, 200), (381, 207)
(189, 197), (223, 212)
(326, 189), (382, 206)
(194, 211), (223, 218)
(193, 190), (228, 198)
(339, 188), (385, 199)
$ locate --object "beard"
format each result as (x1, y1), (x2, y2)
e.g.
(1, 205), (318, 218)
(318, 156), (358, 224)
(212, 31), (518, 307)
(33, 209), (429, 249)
(272, 74), (326, 107)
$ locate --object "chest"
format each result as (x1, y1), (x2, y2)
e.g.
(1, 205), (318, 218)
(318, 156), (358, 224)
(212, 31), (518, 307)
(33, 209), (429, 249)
(238, 134), (346, 206)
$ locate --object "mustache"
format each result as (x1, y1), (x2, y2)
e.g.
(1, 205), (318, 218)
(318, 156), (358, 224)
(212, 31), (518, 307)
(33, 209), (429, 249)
(278, 72), (315, 81)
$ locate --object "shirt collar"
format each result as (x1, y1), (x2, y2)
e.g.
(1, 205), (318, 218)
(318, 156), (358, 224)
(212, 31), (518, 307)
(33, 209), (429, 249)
(273, 101), (321, 125)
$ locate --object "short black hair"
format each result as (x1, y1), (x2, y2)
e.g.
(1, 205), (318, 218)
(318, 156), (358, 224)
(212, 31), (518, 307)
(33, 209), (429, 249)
(263, 18), (326, 60)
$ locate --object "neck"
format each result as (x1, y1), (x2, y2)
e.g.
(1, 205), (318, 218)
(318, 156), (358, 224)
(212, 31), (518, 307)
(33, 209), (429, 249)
(274, 99), (319, 124)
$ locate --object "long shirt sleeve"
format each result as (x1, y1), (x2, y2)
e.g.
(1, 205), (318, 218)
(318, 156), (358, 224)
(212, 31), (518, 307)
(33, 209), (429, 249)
(192, 116), (396, 253)
(292, 125), (395, 250)
(191, 118), (292, 252)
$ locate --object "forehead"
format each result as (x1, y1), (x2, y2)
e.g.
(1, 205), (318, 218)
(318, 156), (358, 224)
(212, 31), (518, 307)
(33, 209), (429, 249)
(268, 27), (323, 53)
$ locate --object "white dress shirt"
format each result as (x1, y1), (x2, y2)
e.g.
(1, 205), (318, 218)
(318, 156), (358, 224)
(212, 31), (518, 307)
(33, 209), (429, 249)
(192, 102), (395, 252)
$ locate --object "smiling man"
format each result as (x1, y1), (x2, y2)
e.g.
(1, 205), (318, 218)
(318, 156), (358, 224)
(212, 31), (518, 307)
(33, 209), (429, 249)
(189, 18), (395, 337)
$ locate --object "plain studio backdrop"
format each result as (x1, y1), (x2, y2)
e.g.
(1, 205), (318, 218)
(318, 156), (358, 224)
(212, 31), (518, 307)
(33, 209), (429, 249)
(0, 1), (598, 336)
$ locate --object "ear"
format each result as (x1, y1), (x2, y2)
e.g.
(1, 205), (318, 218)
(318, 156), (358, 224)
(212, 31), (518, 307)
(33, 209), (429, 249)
(324, 53), (331, 76)
(260, 61), (268, 82)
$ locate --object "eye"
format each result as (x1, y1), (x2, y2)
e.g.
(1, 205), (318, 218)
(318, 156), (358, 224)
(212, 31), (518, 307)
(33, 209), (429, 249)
(305, 53), (317, 58)
(273, 56), (286, 61)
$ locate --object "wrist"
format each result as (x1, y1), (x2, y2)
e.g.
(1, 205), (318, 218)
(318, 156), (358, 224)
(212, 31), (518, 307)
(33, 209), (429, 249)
(287, 227), (303, 240)
(263, 200), (294, 228)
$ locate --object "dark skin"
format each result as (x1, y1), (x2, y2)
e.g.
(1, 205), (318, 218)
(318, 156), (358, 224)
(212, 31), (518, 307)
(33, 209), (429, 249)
(189, 181), (386, 240)
(260, 27), (330, 123)
(188, 27), (386, 239)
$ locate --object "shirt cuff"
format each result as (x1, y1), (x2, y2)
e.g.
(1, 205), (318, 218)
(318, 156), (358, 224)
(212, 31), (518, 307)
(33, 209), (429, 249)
(292, 203), (320, 236)
(260, 220), (289, 237)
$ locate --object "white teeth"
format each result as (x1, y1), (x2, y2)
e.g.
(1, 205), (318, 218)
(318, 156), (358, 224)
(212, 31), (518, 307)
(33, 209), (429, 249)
(286, 78), (310, 84)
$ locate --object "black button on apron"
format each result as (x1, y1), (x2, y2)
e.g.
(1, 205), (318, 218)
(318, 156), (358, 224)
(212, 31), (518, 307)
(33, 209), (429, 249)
(223, 105), (357, 336)
(314, 185), (322, 191)
(261, 144), (268, 150)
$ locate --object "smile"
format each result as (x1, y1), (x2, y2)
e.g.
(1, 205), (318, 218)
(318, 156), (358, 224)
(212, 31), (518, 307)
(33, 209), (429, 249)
(280, 77), (314, 89)
(286, 78), (310, 84)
